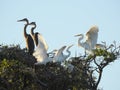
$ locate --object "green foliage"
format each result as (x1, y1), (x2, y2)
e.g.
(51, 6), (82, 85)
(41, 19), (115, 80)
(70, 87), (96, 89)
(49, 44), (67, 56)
(35, 60), (91, 90)
(0, 59), (41, 90)
(0, 44), (36, 67)
(0, 43), (119, 90)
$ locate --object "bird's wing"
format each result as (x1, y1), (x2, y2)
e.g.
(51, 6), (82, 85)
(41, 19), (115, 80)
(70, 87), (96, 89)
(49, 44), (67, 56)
(54, 46), (66, 59)
(33, 38), (48, 62)
(56, 46), (66, 56)
(86, 26), (98, 48)
(37, 33), (49, 51)
(53, 46), (66, 62)
(37, 37), (47, 53)
(33, 46), (46, 62)
(88, 33), (98, 46)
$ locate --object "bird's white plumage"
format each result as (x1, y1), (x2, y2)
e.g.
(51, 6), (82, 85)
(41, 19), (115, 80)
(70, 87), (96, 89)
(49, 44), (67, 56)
(86, 26), (99, 49)
(75, 25), (99, 54)
(75, 34), (91, 53)
(53, 46), (66, 62)
(37, 33), (48, 51)
(33, 34), (52, 65)
(33, 34), (73, 64)
(53, 45), (73, 62)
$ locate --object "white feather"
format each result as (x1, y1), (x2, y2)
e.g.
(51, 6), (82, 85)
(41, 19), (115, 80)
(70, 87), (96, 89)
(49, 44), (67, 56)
(33, 34), (52, 65)
(75, 25), (99, 54)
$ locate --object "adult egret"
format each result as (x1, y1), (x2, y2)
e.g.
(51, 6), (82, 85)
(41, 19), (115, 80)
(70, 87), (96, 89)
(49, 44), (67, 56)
(33, 33), (52, 65)
(53, 45), (73, 62)
(29, 22), (48, 51)
(75, 25), (99, 54)
(17, 18), (35, 55)
(75, 34), (91, 54)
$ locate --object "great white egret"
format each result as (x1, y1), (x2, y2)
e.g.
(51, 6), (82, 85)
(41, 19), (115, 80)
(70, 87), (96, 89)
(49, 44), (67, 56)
(75, 34), (91, 54)
(53, 45), (73, 62)
(75, 25), (99, 54)
(27, 21), (53, 64)
(29, 22), (48, 51)
(33, 33), (52, 65)
(17, 18), (35, 55)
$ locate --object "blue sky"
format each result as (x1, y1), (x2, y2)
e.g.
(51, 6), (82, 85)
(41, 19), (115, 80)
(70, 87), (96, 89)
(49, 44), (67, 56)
(0, 0), (120, 89)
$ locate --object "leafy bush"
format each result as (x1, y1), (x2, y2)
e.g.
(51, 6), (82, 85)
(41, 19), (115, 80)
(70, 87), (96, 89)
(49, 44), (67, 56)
(0, 43), (119, 90)
(0, 45), (36, 67)
(0, 59), (42, 90)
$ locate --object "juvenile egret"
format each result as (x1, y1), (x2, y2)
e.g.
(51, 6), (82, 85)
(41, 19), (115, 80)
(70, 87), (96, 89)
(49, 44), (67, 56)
(29, 22), (48, 51)
(53, 45), (73, 62)
(17, 18), (34, 55)
(52, 46), (66, 62)
(64, 44), (74, 59)
(75, 26), (99, 54)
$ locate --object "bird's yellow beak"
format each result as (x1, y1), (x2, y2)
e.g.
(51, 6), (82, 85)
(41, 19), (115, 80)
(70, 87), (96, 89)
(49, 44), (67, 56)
(69, 44), (74, 48)
(62, 46), (67, 49)
(17, 19), (23, 22)
(60, 46), (66, 51)
(74, 34), (82, 37)
(67, 44), (74, 49)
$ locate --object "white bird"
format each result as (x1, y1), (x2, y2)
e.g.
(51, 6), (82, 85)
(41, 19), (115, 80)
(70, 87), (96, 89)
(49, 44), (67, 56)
(53, 44), (73, 62)
(64, 44), (74, 59)
(75, 25), (99, 54)
(33, 33), (52, 65)
(28, 22), (51, 64)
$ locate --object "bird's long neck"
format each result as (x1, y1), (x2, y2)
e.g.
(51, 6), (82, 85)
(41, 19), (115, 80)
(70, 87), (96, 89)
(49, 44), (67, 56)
(24, 24), (28, 38)
(78, 34), (84, 47)
(35, 33), (39, 46)
(31, 28), (35, 36)
(30, 24), (36, 36)
(30, 25), (37, 45)
(66, 48), (71, 57)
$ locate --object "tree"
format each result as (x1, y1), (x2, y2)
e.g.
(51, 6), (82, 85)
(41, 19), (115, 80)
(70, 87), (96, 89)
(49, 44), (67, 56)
(0, 42), (120, 90)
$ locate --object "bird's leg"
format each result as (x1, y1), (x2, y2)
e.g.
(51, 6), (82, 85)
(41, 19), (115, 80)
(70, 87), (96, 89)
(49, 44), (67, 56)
(84, 50), (87, 57)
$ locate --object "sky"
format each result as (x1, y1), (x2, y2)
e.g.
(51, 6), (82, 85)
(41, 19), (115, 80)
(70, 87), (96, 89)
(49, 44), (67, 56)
(0, 0), (120, 89)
